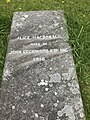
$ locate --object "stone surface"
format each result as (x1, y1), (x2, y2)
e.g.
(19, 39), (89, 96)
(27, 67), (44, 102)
(0, 11), (85, 120)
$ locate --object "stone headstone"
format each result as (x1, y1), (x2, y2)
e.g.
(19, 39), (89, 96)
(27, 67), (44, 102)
(0, 11), (85, 120)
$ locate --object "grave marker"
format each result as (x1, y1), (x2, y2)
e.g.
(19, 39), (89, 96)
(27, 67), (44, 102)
(0, 11), (85, 120)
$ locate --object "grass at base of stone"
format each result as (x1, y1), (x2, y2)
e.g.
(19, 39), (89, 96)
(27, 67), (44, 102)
(0, 15), (11, 85)
(0, 0), (90, 119)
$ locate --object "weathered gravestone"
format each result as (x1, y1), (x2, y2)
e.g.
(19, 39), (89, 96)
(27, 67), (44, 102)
(0, 11), (85, 120)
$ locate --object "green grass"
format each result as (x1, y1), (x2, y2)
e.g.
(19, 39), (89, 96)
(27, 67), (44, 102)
(0, 0), (90, 119)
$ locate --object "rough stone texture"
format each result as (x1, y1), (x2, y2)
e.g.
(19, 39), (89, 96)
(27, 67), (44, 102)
(0, 11), (85, 120)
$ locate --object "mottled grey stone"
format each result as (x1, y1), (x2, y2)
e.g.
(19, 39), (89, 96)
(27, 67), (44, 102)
(0, 11), (85, 120)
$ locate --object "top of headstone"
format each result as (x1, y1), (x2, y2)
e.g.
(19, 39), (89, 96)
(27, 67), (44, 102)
(0, 11), (85, 120)
(10, 10), (69, 40)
